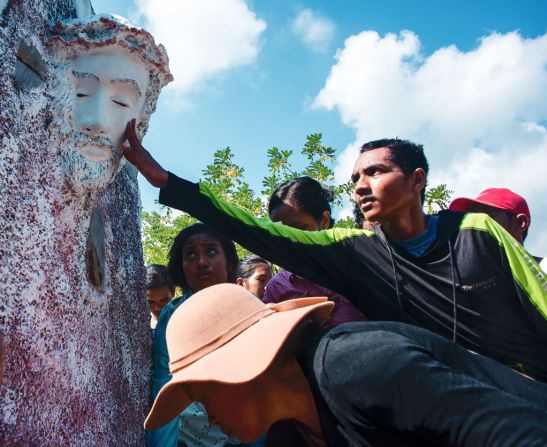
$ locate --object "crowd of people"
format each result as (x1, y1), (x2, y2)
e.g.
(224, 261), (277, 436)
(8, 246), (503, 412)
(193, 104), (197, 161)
(132, 118), (547, 446)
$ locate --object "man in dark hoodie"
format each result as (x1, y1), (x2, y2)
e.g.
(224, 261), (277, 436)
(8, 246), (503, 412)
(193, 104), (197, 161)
(123, 121), (547, 382)
(449, 188), (546, 271)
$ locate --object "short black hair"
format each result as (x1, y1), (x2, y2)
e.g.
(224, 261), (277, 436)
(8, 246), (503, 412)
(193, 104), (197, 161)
(268, 176), (335, 228)
(166, 223), (239, 292)
(237, 255), (272, 280)
(146, 264), (175, 295)
(360, 138), (429, 202)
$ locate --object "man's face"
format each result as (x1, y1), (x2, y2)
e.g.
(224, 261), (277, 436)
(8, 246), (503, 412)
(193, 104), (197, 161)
(64, 50), (149, 193)
(147, 286), (173, 320)
(352, 147), (418, 224)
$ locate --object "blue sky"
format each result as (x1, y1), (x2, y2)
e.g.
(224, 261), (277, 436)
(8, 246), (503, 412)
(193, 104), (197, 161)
(92, 0), (547, 253)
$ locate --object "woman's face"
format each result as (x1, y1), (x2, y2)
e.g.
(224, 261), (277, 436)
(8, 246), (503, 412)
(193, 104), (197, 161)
(182, 233), (229, 292)
(270, 201), (330, 232)
(240, 263), (272, 300)
(185, 380), (268, 442)
(183, 358), (316, 443)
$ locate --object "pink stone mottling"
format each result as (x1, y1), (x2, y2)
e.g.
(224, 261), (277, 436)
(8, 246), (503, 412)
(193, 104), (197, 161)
(0, 1), (155, 445)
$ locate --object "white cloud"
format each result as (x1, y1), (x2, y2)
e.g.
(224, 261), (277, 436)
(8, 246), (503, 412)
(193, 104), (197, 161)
(291, 9), (335, 53)
(314, 30), (547, 254)
(135, 0), (266, 100)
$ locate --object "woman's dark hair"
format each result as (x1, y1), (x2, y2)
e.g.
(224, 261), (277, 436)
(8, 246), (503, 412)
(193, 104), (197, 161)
(146, 264), (175, 295)
(236, 255), (272, 280)
(166, 223), (239, 292)
(268, 176), (335, 228)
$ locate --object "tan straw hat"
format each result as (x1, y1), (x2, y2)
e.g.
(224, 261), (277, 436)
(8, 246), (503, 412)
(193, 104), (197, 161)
(145, 283), (334, 430)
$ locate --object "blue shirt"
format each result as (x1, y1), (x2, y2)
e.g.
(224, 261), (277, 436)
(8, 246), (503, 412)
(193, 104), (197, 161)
(393, 215), (439, 257)
(147, 291), (192, 447)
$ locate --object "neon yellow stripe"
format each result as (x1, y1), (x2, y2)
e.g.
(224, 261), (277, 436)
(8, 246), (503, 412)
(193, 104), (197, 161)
(199, 183), (372, 245)
(460, 213), (547, 319)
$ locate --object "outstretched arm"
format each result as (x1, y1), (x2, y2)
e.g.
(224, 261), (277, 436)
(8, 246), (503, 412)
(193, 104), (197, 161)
(121, 123), (380, 317)
(122, 119), (168, 188)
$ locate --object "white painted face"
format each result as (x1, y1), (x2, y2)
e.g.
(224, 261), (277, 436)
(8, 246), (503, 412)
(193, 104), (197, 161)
(58, 50), (149, 196)
(71, 51), (149, 162)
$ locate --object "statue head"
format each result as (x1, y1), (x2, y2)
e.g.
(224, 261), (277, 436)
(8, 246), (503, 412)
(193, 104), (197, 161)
(48, 14), (173, 196)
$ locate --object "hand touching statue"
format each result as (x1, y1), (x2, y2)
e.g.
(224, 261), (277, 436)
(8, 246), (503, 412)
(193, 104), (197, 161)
(123, 119), (168, 189)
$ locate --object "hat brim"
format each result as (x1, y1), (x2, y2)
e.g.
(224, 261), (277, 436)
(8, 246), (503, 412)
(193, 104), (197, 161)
(449, 197), (482, 212)
(145, 297), (334, 430)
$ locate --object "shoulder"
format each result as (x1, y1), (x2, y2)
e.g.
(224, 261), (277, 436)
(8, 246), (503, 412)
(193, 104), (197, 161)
(157, 293), (189, 324)
(304, 323), (373, 380)
(298, 323), (384, 413)
(263, 271), (295, 303)
(538, 257), (546, 273)
(439, 210), (514, 252)
(316, 323), (374, 356)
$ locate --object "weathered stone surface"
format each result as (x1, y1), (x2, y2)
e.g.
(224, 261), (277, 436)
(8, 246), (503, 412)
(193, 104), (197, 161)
(15, 41), (47, 91)
(86, 205), (106, 290)
(0, 2), (171, 445)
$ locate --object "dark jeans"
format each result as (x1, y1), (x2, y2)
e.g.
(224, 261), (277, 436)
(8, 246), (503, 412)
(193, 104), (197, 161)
(312, 322), (547, 446)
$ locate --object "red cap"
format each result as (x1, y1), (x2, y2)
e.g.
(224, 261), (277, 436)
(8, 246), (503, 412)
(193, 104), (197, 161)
(449, 188), (531, 222)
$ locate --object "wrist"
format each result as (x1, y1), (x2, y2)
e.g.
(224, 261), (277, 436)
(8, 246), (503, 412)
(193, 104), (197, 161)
(154, 169), (168, 188)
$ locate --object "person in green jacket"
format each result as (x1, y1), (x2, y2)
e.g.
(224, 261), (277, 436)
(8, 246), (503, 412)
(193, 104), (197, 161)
(123, 119), (547, 382)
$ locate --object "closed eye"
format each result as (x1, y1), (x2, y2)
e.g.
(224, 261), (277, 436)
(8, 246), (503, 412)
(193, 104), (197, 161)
(113, 99), (129, 107)
(76, 93), (88, 98)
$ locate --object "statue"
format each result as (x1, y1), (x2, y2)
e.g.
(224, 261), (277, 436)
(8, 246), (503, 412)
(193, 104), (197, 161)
(49, 14), (172, 196)
(0, 4), (172, 445)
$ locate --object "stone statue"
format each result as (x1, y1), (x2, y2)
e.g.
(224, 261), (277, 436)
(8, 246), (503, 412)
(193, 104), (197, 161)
(48, 14), (172, 196)
(0, 4), (172, 445)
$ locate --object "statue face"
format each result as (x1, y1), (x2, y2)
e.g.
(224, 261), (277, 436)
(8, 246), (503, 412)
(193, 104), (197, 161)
(61, 50), (149, 195)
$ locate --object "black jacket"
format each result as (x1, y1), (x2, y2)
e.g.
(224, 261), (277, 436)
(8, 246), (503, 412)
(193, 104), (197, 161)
(160, 173), (547, 380)
(293, 322), (547, 446)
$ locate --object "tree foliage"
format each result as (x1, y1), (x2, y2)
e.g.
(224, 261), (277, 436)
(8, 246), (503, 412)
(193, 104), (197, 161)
(141, 208), (195, 266)
(424, 184), (454, 214)
(201, 147), (263, 216)
(141, 133), (351, 265)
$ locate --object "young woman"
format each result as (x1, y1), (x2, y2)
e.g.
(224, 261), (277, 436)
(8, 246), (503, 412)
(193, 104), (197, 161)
(236, 255), (272, 300)
(149, 223), (240, 447)
(264, 177), (366, 326)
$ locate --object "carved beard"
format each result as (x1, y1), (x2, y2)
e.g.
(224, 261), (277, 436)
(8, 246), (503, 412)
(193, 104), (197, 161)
(59, 132), (123, 197)
(49, 64), (122, 197)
